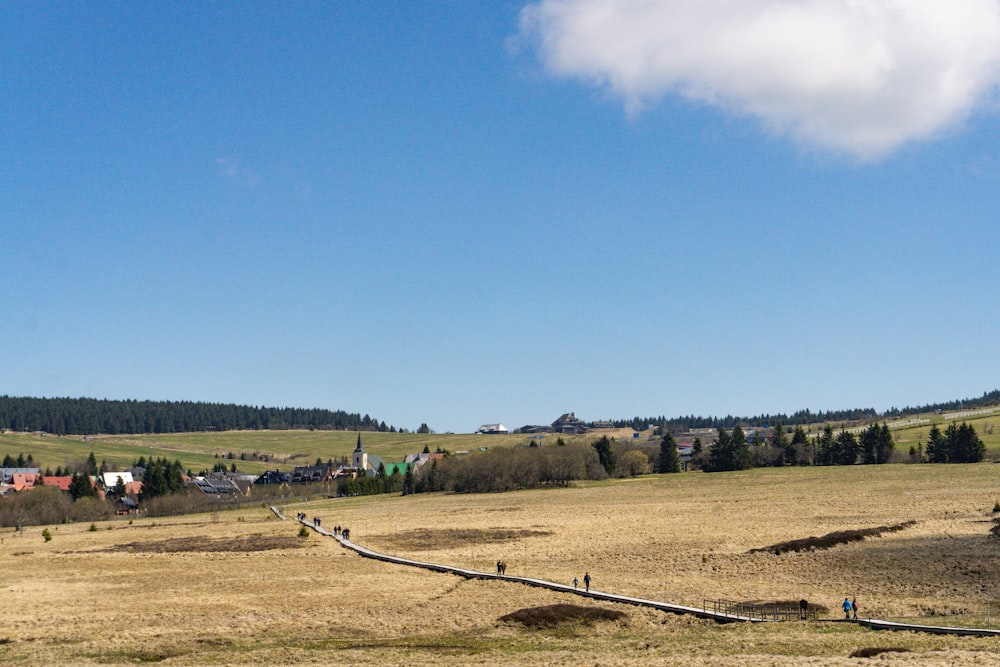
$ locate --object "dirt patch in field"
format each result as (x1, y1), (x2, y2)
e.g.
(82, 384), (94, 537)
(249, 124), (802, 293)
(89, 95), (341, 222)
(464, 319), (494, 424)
(379, 527), (554, 551)
(849, 646), (910, 658)
(101, 535), (307, 553)
(498, 604), (626, 628)
(748, 521), (916, 555)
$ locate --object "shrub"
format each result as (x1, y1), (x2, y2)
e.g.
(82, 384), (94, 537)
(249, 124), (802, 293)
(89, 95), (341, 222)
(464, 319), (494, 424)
(41, 528), (52, 542)
(298, 525), (309, 538)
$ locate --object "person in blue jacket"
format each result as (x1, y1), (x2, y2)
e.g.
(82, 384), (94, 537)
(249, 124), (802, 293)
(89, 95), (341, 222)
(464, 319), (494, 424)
(842, 597), (852, 619)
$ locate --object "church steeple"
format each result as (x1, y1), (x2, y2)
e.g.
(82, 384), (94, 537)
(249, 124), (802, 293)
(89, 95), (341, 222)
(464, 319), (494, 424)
(352, 433), (368, 470)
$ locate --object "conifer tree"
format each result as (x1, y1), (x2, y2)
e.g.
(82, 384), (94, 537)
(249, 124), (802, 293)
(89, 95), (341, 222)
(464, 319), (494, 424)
(835, 430), (859, 465)
(876, 423), (894, 463)
(771, 422), (789, 466)
(790, 425), (809, 465)
(657, 432), (681, 473)
(926, 424), (948, 462)
(591, 436), (617, 475)
(69, 472), (97, 500)
(706, 425), (752, 472)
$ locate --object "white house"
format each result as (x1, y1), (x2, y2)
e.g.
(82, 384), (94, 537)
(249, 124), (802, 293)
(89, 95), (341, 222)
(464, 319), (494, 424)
(102, 472), (134, 488)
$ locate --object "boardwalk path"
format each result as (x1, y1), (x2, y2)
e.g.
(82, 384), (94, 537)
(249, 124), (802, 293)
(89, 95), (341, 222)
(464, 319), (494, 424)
(272, 506), (1000, 636)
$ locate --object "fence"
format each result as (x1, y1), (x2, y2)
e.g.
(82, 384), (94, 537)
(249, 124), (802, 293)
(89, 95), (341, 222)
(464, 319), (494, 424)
(705, 599), (818, 621)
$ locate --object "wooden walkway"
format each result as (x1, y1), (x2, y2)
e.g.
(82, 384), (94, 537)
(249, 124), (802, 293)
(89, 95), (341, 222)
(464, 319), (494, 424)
(272, 506), (1000, 636)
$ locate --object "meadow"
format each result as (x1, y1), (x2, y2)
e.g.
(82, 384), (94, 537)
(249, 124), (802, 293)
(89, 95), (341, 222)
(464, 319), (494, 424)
(0, 429), (533, 476)
(1, 460), (998, 665)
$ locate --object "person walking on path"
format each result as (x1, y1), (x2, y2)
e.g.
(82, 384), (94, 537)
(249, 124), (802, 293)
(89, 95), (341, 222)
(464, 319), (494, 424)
(842, 598), (852, 619)
(584, 572), (591, 592)
(573, 577), (578, 589)
(851, 597), (858, 620)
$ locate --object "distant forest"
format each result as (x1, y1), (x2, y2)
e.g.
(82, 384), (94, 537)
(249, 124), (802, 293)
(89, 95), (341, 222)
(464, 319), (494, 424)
(611, 389), (1000, 432)
(0, 396), (394, 435)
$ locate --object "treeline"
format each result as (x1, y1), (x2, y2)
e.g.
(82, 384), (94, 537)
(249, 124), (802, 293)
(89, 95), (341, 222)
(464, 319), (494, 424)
(0, 396), (393, 435)
(611, 388), (1000, 432)
(412, 436), (661, 494)
(697, 420), (985, 472)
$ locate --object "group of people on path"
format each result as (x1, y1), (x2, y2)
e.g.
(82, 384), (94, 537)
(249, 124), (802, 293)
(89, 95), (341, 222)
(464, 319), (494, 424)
(298, 513), (349, 540)
(843, 597), (859, 620)
(494, 559), (590, 593)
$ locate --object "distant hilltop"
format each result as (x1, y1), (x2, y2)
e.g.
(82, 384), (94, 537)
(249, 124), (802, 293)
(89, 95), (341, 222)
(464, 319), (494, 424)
(0, 396), (396, 436)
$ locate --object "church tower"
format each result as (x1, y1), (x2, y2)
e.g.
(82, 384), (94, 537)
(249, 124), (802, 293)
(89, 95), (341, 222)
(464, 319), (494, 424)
(352, 433), (368, 471)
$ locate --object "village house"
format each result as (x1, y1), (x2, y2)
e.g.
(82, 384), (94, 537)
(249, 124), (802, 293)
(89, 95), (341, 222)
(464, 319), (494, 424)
(43, 475), (74, 492)
(552, 412), (589, 434)
(290, 463), (334, 484)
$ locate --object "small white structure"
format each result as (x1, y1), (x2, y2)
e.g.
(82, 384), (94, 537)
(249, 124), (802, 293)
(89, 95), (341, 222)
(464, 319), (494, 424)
(102, 472), (134, 488)
(476, 423), (508, 434)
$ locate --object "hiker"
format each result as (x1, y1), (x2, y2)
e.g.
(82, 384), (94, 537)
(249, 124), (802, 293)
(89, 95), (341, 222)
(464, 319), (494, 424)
(798, 599), (808, 620)
(584, 572), (591, 592)
(842, 597), (852, 619)
(501, 561), (506, 575)
(342, 528), (349, 540)
(573, 577), (579, 589)
(497, 560), (502, 575)
(851, 597), (858, 620)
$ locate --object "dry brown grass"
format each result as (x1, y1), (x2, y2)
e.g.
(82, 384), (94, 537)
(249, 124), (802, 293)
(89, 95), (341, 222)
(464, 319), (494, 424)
(1, 463), (999, 665)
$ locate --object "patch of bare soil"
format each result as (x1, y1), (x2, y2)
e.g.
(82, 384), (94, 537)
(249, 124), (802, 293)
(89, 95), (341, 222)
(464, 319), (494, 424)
(101, 535), (307, 553)
(748, 520), (916, 555)
(379, 527), (554, 551)
(498, 604), (627, 629)
(849, 646), (910, 658)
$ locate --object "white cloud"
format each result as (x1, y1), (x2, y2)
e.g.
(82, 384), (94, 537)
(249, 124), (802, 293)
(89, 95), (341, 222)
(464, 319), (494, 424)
(519, 0), (1000, 160)
(216, 157), (261, 186)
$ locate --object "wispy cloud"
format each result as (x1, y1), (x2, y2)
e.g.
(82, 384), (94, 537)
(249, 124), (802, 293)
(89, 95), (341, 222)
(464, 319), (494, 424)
(216, 157), (261, 186)
(518, 0), (1000, 160)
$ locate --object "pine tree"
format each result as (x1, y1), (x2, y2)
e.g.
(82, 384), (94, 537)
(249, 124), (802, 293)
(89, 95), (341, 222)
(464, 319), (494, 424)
(706, 426), (752, 472)
(85, 452), (98, 475)
(140, 461), (167, 502)
(926, 424), (948, 463)
(948, 422), (985, 463)
(69, 472), (97, 500)
(816, 425), (836, 465)
(790, 425), (808, 465)
(771, 422), (788, 466)
(835, 430), (859, 465)
(876, 423), (894, 464)
(402, 466), (415, 495)
(860, 423), (880, 464)
(657, 432), (681, 473)
(592, 436), (617, 474)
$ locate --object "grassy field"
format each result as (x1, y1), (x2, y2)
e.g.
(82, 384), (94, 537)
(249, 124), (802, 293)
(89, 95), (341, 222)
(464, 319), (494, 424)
(2, 405), (999, 477)
(0, 430), (534, 476)
(888, 410), (1000, 459)
(1, 462), (998, 665)
(0, 428), (643, 476)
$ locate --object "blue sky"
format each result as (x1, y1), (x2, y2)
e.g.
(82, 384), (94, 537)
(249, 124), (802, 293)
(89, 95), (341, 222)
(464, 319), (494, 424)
(3, 1), (1000, 433)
